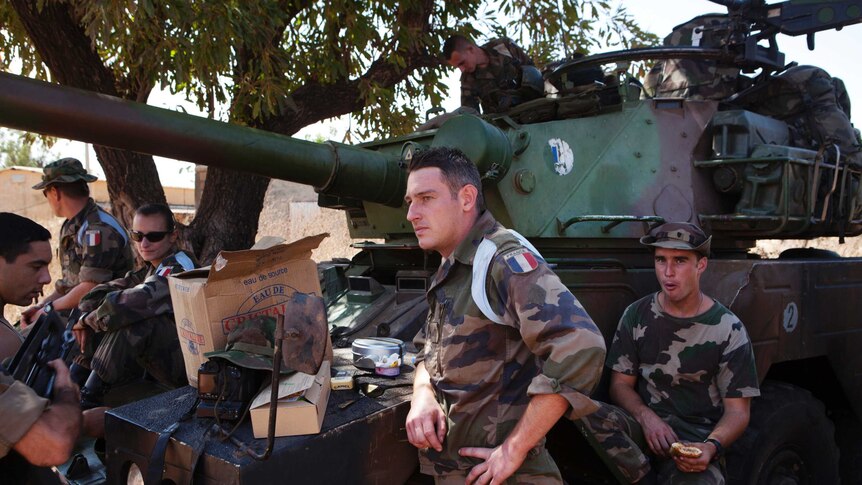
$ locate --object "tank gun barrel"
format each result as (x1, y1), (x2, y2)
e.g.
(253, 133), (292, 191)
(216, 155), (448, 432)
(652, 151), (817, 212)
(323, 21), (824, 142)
(0, 72), (406, 207)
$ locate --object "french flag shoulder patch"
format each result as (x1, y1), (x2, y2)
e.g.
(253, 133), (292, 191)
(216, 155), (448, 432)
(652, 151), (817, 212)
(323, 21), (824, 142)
(157, 266), (173, 277)
(85, 229), (102, 247)
(503, 249), (539, 273)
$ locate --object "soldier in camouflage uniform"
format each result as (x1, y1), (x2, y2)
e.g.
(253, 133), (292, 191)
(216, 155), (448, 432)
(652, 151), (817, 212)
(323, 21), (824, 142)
(23, 158), (133, 330)
(404, 147), (606, 484)
(735, 65), (862, 168)
(580, 222), (760, 484)
(74, 203), (196, 407)
(443, 35), (543, 114)
(644, 14), (748, 100)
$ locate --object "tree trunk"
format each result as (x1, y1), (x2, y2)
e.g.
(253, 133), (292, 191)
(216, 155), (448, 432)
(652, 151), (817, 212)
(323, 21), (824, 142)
(190, 168), (270, 262)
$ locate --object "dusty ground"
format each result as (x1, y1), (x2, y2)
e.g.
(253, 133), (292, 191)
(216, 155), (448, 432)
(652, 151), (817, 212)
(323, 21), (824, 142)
(256, 180), (377, 262)
(754, 236), (862, 258)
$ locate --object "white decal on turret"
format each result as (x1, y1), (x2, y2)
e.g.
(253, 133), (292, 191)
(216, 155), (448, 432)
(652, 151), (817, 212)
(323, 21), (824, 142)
(549, 138), (574, 176)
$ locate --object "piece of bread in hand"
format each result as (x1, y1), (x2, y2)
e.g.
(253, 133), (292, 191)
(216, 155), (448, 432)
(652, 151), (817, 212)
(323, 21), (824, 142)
(670, 442), (703, 459)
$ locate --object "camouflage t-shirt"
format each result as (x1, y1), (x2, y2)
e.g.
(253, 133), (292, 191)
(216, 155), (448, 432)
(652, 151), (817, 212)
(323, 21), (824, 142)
(414, 211), (606, 475)
(461, 38), (534, 113)
(607, 293), (760, 441)
(55, 198), (134, 295)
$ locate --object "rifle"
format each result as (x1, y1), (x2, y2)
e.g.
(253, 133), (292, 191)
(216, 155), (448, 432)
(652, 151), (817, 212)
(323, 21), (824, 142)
(4, 310), (78, 398)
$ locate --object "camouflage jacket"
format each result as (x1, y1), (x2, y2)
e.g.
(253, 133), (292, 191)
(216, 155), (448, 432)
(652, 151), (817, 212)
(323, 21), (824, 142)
(79, 250), (196, 333)
(0, 371), (48, 458)
(55, 198), (134, 295)
(607, 293), (760, 441)
(461, 38), (534, 114)
(414, 211), (606, 475)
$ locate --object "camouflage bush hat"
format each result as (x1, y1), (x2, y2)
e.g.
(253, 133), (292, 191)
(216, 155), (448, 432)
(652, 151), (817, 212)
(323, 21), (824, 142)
(204, 293), (329, 375)
(32, 157), (98, 189)
(640, 222), (712, 257)
(204, 315), (287, 373)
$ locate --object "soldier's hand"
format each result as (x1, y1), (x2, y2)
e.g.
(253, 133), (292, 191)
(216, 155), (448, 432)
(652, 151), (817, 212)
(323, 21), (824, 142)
(72, 321), (90, 349)
(672, 442), (713, 474)
(636, 409), (678, 458)
(48, 359), (81, 405)
(20, 305), (44, 328)
(406, 384), (446, 452)
(461, 443), (524, 485)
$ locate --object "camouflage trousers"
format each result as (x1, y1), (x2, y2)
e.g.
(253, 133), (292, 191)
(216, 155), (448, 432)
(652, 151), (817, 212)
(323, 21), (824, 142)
(89, 316), (187, 388)
(579, 403), (725, 484)
(433, 473), (561, 485)
(653, 457), (724, 485)
(427, 447), (562, 484)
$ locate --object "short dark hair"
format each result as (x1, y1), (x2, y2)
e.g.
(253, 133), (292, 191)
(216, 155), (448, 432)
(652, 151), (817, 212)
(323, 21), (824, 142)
(53, 180), (90, 198)
(135, 203), (176, 232)
(407, 147), (485, 211)
(443, 35), (474, 61)
(0, 213), (51, 263)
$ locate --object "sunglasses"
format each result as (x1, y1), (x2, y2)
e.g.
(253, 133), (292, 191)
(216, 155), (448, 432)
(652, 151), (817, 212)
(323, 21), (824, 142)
(130, 230), (172, 243)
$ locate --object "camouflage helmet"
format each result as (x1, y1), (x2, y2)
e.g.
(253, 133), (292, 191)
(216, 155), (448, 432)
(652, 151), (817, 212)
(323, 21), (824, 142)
(204, 293), (329, 375)
(32, 157), (98, 189)
(640, 222), (712, 257)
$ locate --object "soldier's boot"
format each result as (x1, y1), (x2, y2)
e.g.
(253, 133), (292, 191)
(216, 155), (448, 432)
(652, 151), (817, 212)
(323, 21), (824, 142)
(80, 371), (110, 410)
(69, 363), (92, 387)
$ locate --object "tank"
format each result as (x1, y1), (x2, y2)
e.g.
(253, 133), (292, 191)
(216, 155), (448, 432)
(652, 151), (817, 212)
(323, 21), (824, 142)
(2, 1), (862, 483)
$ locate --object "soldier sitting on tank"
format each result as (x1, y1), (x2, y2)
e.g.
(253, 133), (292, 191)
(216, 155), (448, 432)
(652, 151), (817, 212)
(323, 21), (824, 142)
(22, 158), (134, 327)
(73, 203), (197, 409)
(733, 64), (862, 168)
(580, 222), (760, 484)
(643, 14), (749, 100)
(444, 34), (544, 115)
(22, 158), (135, 387)
(418, 35), (544, 131)
(404, 146), (607, 484)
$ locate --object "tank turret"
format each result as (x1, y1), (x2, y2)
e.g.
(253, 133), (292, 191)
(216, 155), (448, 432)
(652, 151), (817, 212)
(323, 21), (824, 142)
(3, 68), (861, 253)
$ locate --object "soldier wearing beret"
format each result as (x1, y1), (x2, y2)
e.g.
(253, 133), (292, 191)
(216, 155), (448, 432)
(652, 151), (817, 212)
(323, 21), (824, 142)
(581, 222), (760, 484)
(22, 158), (133, 330)
(403, 147), (606, 484)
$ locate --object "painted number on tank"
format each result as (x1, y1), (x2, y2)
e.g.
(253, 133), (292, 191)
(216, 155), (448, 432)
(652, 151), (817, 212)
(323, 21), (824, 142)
(548, 138), (574, 176)
(782, 302), (799, 333)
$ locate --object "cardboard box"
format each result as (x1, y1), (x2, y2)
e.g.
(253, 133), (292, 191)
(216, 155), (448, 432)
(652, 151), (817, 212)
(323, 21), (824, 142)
(249, 360), (331, 438)
(169, 234), (326, 387)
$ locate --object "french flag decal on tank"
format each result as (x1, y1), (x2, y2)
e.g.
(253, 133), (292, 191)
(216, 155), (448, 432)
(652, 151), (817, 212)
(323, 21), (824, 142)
(505, 250), (539, 273)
